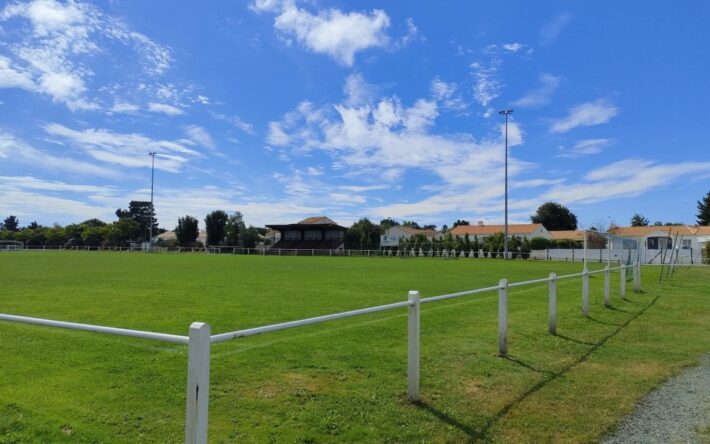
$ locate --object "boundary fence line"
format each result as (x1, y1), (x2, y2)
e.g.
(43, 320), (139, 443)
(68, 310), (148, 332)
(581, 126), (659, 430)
(0, 263), (643, 444)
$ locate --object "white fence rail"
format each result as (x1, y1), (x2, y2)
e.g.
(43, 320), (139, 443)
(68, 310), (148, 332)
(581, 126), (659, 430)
(0, 262), (642, 443)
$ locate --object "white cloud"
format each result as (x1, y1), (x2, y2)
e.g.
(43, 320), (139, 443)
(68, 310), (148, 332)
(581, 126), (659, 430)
(543, 159), (710, 204)
(43, 123), (200, 172)
(471, 61), (500, 108)
(556, 138), (611, 158)
(273, 5), (391, 66)
(0, 0), (172, 110)
(265, 75), (527, 220)
(267, 122), (291, 146)
(0, 131), (118, 177)
(550, 99), (618, 133)
(252, 2), (405, 66)
(0, 56), (36, 90)
(307, 166), (323, 176)
(111, 102), (139, 113)
(540, 13), (573, 45)
(513, 73), (561, 107)
(430, 76), (467, 111)
(0, 175), (115, 194)
(211, 112), (254, 134)
(184, 125), (215, 150)
(148, 102), (185, 115)
(501, 43), (524, 52)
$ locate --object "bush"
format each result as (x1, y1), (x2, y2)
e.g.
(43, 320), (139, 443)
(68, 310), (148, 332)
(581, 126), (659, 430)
(529, 237), (550, 250)
(704, 242), (710, 264)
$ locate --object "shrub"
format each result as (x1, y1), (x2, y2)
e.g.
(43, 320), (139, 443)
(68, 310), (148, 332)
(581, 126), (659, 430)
(529, 237), (550, 250)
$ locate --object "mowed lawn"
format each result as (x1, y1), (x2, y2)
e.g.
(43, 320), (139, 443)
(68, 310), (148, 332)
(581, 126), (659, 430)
(0, 252), (709, 443)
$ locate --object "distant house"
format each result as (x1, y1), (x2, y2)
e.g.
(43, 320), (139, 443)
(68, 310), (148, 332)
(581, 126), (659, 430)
(608, 225), (710, 252)
(549, 230), (585, 243)
(266, 216), (346, 250)
(155, 230), (208, 246)
(449, 222), (550, 241)
(380, 226), (441, 248)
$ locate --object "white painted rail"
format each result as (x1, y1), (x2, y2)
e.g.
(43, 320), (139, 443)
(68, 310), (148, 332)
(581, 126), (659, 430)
(0, 313), (189, 344)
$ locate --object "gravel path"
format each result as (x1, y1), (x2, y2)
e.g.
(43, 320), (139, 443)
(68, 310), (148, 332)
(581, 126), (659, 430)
(603, 354), (710, 444)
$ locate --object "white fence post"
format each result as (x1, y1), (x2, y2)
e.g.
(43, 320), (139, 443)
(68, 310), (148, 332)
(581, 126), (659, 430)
(620, 265), (627, 300)
(548, 273), (557, 335)
(604, 265), (610, 307)
(407, 290), (420, 402)
(185, 322), (211, 444)
(637, 262), (642, 289)
(498, 279), (508, 357)
(633, 261), (640, 292)
(582, 268), (590, 317)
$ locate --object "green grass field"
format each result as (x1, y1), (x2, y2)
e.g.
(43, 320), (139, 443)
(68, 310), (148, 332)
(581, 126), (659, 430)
(1, 252), (708, 443)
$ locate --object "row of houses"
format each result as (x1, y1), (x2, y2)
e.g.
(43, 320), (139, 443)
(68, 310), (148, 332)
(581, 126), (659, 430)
(381, 221), (710, 252)
(153, 216), (709, 257)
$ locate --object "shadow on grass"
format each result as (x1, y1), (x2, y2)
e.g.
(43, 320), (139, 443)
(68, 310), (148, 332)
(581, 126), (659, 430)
(503, 355), (556, 376)
(587, 316), (624, 327)
(555, 333), (597, 346)
(415, 292), (661, 442)
(604, 305), (630, 313)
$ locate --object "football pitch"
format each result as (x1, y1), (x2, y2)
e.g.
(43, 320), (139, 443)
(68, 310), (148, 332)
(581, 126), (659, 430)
(1, 252), (709, 443)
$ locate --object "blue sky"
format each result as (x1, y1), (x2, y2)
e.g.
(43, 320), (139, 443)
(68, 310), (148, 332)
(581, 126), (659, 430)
(1, 0), (709, 230)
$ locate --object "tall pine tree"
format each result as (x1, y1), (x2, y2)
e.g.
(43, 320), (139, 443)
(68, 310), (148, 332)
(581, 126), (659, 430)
(697, 190), (710, 225)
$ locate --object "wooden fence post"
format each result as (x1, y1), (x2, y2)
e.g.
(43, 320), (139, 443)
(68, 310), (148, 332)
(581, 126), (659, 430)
(407, 291), (420, 401)
(185, 322), (211, 444)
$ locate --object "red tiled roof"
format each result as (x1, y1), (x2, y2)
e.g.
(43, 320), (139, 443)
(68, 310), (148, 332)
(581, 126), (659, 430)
(449, 223), (544, 236)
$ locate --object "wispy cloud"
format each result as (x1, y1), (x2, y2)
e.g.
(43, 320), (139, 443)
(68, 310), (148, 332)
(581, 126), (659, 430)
(211, 112), (255, 134)
(0, 131), (118, 177)
(430, 76), (467, 111)
(540, 12), (573, 45)
(0, 0), (173, 111)
(549, 99), (618, 133)
(148, 102), (185, 115)
(556, 138), (611, 158)
(470, 60), (500, 109)
(43, 123), (200, 172)
(513, 73), (561, 107)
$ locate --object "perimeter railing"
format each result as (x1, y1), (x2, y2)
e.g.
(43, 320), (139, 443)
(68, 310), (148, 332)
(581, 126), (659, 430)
(0, 263), (643, 444)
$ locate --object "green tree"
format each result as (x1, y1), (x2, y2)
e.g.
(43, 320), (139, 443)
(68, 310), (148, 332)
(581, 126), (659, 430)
(630, 213), (649, 227)
(175, 216), (199, 246)
(530, 202), (578, 230)
(106, 218), (140, 246)
(45, 226), (67, 246)
(379, 218), (399, 230)
(346, 218), (381, 249)
(484, 232), (505, 253)
(116, 201), (157, 241)
(242, 226), (261, 248)
(697, 190), (710, 225)
(452, 219), (470, 227)
(205, 210), (229, 246)
(3, 215), (19, 232)
(81, 226), (104, 246)
(225, 212), (246, 246)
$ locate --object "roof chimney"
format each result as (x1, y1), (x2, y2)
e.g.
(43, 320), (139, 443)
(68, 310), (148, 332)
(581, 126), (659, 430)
(478, 220), (484, 226)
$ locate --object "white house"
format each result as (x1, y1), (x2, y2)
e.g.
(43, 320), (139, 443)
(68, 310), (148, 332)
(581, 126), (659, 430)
(449, 222), (551, 241)
(608, 225), (710, 263)
(380, 226), (441, 248)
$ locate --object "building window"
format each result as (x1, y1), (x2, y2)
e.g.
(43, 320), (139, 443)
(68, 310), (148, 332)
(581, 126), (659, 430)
(681, 239), (691, 250)
(647, 237), (672, 250)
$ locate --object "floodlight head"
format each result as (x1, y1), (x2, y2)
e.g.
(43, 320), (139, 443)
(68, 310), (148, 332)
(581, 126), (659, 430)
(148, 152), (157, 156)
(499, 109), (514, 116)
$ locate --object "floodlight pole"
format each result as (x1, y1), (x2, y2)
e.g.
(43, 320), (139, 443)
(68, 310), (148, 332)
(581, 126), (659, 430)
(149, 152), (156, 251)
(499, 109), (513, 259)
